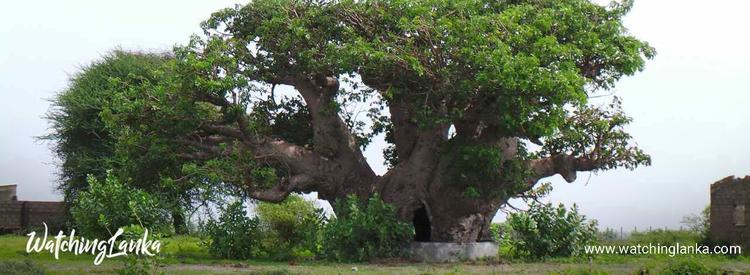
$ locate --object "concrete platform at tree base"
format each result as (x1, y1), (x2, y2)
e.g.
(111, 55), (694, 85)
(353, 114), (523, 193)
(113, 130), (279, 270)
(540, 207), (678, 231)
(410, 242), (498, 262)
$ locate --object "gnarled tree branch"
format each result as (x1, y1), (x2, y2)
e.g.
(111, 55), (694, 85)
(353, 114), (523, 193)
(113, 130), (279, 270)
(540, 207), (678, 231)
(249, 174), (315, 202)
(529, 154), (598, 184)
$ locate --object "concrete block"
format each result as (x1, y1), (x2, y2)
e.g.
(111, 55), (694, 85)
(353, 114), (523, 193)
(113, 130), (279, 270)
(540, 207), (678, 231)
(410, 242), (498, 262)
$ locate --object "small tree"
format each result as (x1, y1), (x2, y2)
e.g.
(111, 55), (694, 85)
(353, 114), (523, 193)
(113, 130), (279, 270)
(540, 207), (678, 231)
(503, 202), (597, 259)
(204, 201), (262, 260)
(681, 206), (710, 243)
(42, 50), (194, 234)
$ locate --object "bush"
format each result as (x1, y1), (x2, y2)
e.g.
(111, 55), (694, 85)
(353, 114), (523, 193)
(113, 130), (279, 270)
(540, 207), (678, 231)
(502, 202), (597, 260)
(320, 194), (413, 262)
(0, 259), (46, 275)
(205, 201), (262, 260)
(489, 223), (505, 243)
(628, 229), (700, 247)
(256, 194), (325, 260)
(660, 259), (711, 275)
(70, 171), (170, 238)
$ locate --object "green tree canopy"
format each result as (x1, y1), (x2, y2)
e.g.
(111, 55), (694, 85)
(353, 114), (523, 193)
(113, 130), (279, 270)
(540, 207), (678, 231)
(46, 0), (653, 242)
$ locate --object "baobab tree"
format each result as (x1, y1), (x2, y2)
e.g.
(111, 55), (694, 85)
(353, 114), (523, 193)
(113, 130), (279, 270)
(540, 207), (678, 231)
(85, 0), (653, 243)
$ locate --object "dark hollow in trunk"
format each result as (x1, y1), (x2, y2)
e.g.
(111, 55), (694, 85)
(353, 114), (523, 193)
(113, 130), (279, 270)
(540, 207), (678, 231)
(413, 206), (431, 242)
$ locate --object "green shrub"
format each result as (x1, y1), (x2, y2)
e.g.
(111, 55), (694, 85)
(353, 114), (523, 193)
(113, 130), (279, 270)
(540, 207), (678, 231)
(0, 259), (46, 275)
(489, 223), (504, 243)
(660, 259), (712, 275)
(502, 202), (597, 260)
(321, 194), (413, 262)
(205, 201), (262, 260)
(159, 236), (210, 263)
(628, 229), (701, 247)
(256, 194), (325, 260)
(70, 171), (170, 238)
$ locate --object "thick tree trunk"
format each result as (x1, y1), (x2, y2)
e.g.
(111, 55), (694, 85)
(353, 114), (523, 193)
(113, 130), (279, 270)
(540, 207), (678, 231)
(374, 168), (510, 242)
(367, 134), (518, 243)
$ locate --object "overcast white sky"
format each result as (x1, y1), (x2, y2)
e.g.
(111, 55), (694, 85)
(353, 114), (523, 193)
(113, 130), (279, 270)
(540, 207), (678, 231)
(1, 0), (749, 230)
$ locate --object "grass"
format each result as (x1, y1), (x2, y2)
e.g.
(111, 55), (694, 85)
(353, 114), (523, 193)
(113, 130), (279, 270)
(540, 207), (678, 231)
(2, 235), (750, 274)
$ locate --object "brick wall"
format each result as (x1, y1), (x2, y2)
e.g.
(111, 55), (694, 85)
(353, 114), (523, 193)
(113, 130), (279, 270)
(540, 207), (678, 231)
(0, 202), (23, 229)
(710, 176), (750, 248)
(0, 201), (66, 231)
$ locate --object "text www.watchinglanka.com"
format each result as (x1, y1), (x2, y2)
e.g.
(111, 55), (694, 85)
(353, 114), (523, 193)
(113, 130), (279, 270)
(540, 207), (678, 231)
(585, 243), (742, 257)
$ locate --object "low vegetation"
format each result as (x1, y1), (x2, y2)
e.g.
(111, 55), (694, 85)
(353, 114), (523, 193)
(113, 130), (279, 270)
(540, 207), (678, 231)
(628, 229), (701, 246)
(320, 194), (414, 262)
(500, 202), (598, 260)
(31, 183), (748, 274)
(70, 172), (171, 238)
(2, 233), (750, 274)
(660, 259), (712, 275)
(256, 195), (324, 260)
(0, 259), (46, 275)
(9, 178), (743, 274)
(204, 201), (263, 260)
(200, 194), (412, 263)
